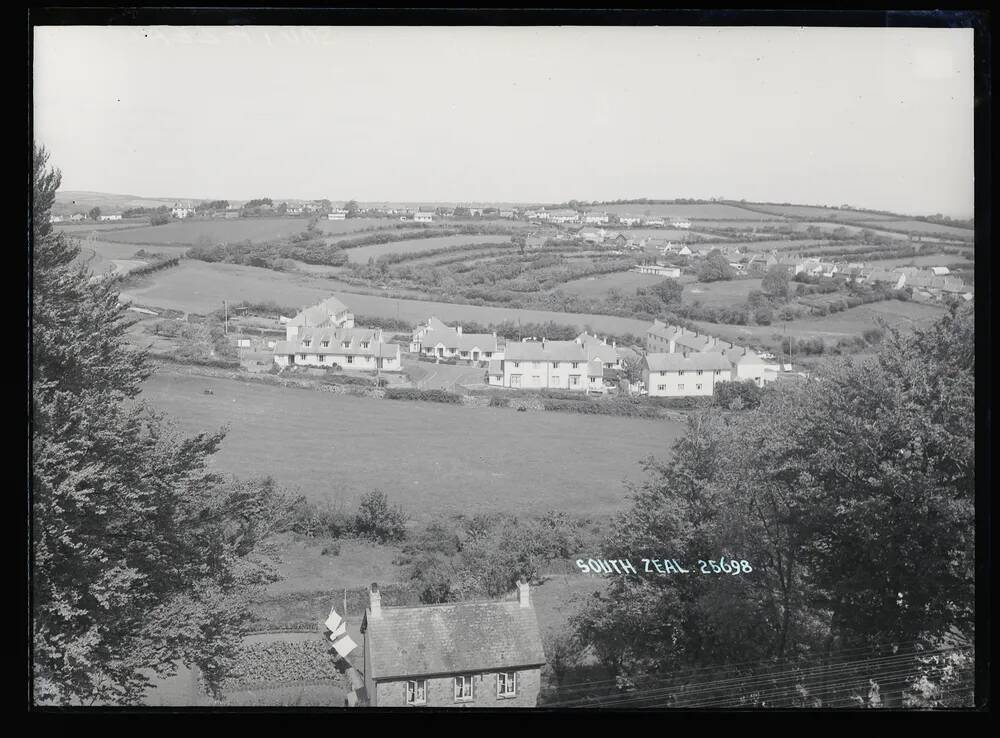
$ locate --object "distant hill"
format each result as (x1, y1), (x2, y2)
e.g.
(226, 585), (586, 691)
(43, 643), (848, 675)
(53, 191), (211, 216)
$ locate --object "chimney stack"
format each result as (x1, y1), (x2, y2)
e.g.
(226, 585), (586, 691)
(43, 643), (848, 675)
(517, 580), (531, 608)
(369, 582), (381, 619)
(457, 325), (463, 335)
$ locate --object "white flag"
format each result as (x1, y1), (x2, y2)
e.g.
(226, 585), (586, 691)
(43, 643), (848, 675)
(324, 607), (342, 633)
(333, 634), (359, 658)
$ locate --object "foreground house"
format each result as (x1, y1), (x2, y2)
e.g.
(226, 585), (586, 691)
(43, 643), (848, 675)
(360, 582), (546, 707)
(409, 317), (503, 362)
(273, 325), (401, 371)
(642, 352), (734, 397)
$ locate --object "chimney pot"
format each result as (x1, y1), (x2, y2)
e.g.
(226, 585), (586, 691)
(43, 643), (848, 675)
(369, 582), (382, 618)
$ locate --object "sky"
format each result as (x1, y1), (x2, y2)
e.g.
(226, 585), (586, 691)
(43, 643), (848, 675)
(33, 25), (975, 217)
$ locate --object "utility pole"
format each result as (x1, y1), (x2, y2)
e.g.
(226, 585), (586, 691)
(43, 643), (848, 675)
(224, 300), (229, 335)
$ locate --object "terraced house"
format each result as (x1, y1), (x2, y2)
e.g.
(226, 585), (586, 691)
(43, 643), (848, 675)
(493, 339), (604, 392)
(272, 325), (401, 371)
(642, 351), (734, 397)
(360, 582), (546, 708)
(409, 316), (503, 363)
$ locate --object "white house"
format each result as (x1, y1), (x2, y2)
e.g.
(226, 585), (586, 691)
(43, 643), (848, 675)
(281, 296), (356, 342)
(498, 340), (603, 392)
(930, 266), (951, 276)
(548, 209), (580, 224)
(170, 206), (193, 219)
(49, 215), (65, 223)
(583, 212), (610, 225)
(643, 217), (666, 226)
(642, 352), (734, 397)
(328, 210), (347, 220)
(574, 331), (626, 370)
(273, 325), (401, 372)
(618, 216), (641, 227)
(287, 206), (303, 215)
(70, 213), (86, 221)
(670, 219), (692, 229)
(99, 214), (123, 221)
(414, 211), (434, 223)
(677, 245), (693, 256)
(410, 316), (504, 363)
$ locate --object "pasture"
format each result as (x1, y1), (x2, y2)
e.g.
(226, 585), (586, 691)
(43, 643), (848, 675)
(872, 219), (975, 239)
(120, 260), (655, 335)
(99, 217), (318, 245)
(685, 278), (763, 306)
(557, 270), (667, 297)
(346, 234), (510, 263)
(54, 220), (150, 234)
(138, 370), (682, 520)
(690, 299), (947, 346)
(592, 203), (775, 219)
(739, 204), (903, 220)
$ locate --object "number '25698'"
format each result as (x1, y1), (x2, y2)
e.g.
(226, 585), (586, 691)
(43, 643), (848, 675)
(698, 559), (753, 574)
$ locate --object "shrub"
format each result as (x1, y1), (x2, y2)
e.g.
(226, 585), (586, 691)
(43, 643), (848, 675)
(488, 396), (509, 408)
(714, 379), (764, 410)
(321, 542), (342, 557)
(354, 490), (408, 543)
(383, 388), (462, 404)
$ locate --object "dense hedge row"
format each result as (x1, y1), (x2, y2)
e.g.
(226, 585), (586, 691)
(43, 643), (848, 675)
(383, 388), (463, 403)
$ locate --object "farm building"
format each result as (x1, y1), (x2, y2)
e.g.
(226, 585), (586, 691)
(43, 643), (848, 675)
(409, 316), (503, 362)
(413, 211), (434, 223)
(282, 296), (356, 341)
(328, 210), (347, 220)
(633, 264), (681, 278)
(272, 325), (401, 371)
(359, 582), (545, 707)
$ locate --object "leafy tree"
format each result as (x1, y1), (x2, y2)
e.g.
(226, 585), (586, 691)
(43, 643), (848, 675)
(761, 265), (790, 300)
(697, 250), (736, 282)
(88, 206), (101, 220)
(650, 278), (683, 306)
(344, 200), (359, 216)
(32, 145), (289, 705)
(353, 490), (407, 543)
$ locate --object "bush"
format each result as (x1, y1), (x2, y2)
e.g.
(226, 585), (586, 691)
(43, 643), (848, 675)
(383, 388), (462, 404)
(321, 542), (342, 557)
(714, 379), (764, 410)
(354, 490), (408, 543)
(489, 396), (509, 408)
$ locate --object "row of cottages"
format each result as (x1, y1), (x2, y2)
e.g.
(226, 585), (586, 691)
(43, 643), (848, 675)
(644, 320), (777, 394)
(865, 267), (972, 301)
(409, 317), (504, 362)
(486, 333), (626, 391)
(273, 296), (402, 371)
(633, 264), (682, 278)
(360, 581), (546, 707)
(99, 213), (123, 221)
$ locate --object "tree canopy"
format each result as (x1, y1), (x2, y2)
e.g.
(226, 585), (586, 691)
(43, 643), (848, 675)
(32, 145), (289, 705)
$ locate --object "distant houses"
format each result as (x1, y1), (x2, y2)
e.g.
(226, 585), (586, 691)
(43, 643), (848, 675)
(170, 205), (193, 219)
(328, 210), (347, 220)
(633, 264), (681, 278)
(414, 211), (434, 223)
(670, 218), (692, 229)
(487, 332), (629, 392)
(409, 317), (503, 363)
(99, 213), (123, 221)
(583, 212), (610, 225)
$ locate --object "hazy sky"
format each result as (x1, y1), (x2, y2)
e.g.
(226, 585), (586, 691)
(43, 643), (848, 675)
(34, 25), (974, 217)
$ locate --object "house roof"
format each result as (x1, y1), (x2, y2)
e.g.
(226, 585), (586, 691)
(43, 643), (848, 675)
(644, 352), (733, 372)
(278, 326), (399, 358)
(504, 340), (588, 362)
(575, 332), (621, 364)
(421, 329), (500, 353)
(361, 599), (546, 680)
(288, 296), (351, 327)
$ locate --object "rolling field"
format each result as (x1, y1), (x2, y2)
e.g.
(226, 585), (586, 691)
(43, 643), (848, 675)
(120, 260), (654, 335)
(314, 217), (413, 236)
(557, 270), (668, 297)
(54, 220), (150, 234)
(99, 217), (318, 245)
(737, 204), (903, 220)
(345, 234), (510, 263)
(741, 239), (830, 252)
(138, 370), (682, 520)
(691, 299), (947, 346)
(872, 219), (975, 238)
(685, 278), (763, 306)
(591, 203), (776, 219)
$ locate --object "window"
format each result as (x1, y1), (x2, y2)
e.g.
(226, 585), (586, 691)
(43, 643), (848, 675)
(570, 375), (580, 386)
(497, 672), (517, 698)
(551, 376), (560, 385)
(320, 340), (330, 348)
(678, 370), (685, 376)
(454, 675), (474, 702)
(696, 384), (702, 390)
(572, 362), (580, 369)
(553, 362), (561, 368)
(347, 355), (354, 364)
(342, 341), (351, 348)
(299, 354), (307, 361)
(361, 341), (370, 349)
(302, 339), (312, 347)
(460, 351), (468, 357)
(484, 352), (492, 358)
(678, 384), (684, 390)
(696, 370), (703, 375)
(406, 680), (427, 705)
(513, 362), (520, 368)
(658, 384), (666, 391)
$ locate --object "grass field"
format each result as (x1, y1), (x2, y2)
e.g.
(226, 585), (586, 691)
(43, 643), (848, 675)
(685, 278), (763, 306)
(872, 219), (975, 238)
(346, 234), (510, 263)
(737, 204), (903, 220)
(98, 217), (320, 245)
(120, 260), (654, 335)
(691, 299), (947, 347)
(54, 220), (150, 234)
(591, 203), (777, 219)
(138, 369), (681, 520)
(557, 270), (667, 297)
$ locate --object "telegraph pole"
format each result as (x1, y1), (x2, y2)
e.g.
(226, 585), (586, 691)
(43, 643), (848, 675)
(224, 300), (229, 335)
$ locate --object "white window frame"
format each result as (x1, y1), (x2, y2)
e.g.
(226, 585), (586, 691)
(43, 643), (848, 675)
(454, 675), (474, 702)
(658, 384), (666, 391)
(346, 355), (354, 364)
(497, 672), (517, 699)
(406, 679), (427, 706)
(678, 383), (684, 390)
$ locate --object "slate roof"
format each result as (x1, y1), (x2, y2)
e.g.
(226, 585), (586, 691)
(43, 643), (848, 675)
(277, 326), (399, 358)
(644, 352), (733, 372)
(420, 329), (500, 353)
(361, 600), (546, 680)
(287, 296), (351, 328)
(575, 332), (621, 364)
(504, 340), (588, 362)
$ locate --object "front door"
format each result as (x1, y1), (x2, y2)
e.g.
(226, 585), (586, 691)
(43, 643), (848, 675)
(510, 374), (521, 388)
